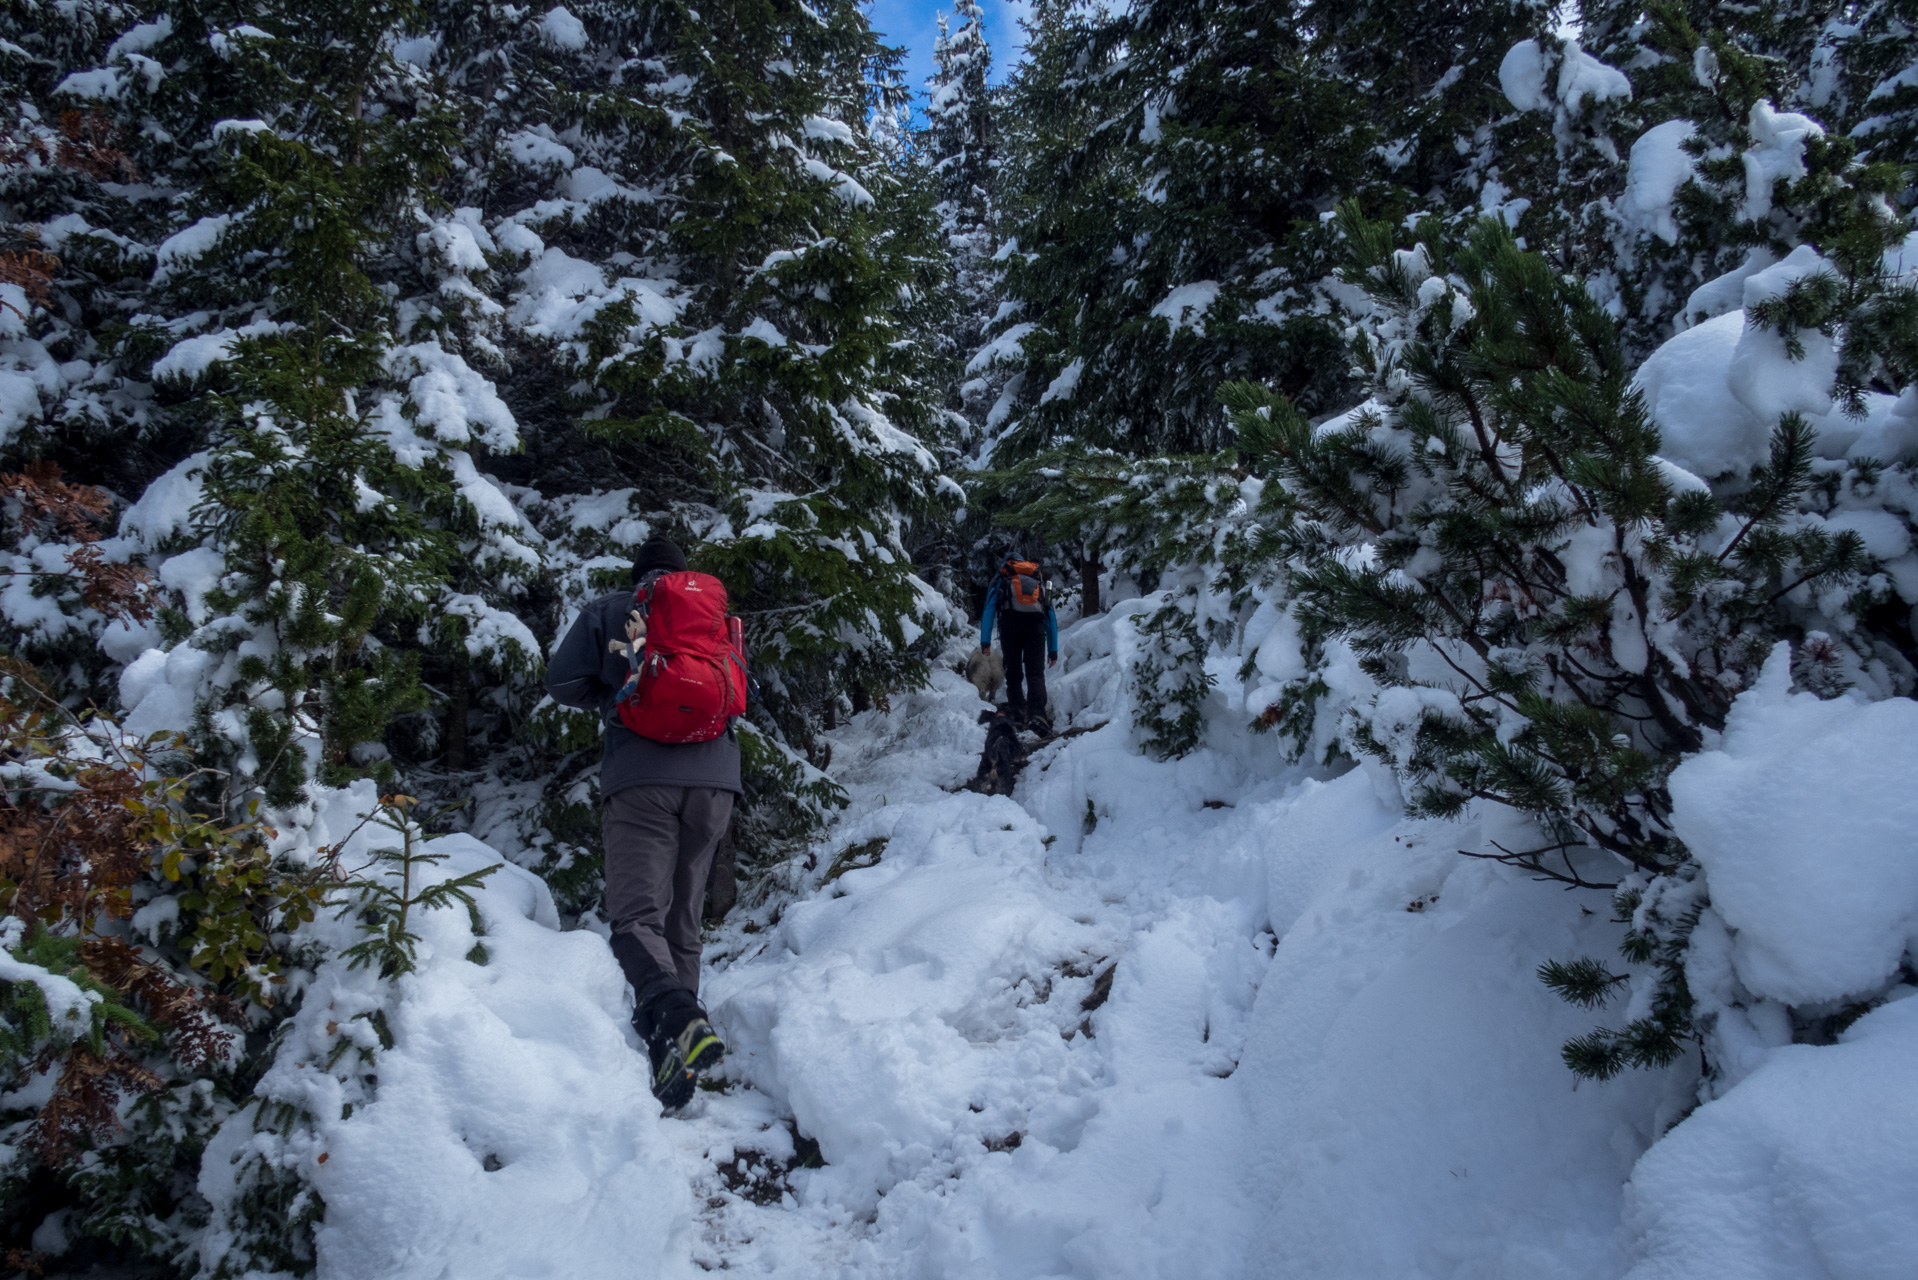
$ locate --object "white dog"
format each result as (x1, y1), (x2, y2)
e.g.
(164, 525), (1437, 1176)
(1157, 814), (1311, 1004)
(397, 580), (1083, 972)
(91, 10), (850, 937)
(965, 648), (1005, 703)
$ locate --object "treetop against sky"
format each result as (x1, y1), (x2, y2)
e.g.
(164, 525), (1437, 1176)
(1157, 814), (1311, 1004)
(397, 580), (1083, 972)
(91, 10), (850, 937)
(872, 0), (1023, 107)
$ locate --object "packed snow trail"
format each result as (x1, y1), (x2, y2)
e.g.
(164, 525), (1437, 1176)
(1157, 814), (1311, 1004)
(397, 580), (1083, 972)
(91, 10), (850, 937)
(680, 623), (1280, 1275)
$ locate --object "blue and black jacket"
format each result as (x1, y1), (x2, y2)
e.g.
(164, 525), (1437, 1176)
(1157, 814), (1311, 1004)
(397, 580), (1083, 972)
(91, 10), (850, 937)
(979, 566), (1059, 656)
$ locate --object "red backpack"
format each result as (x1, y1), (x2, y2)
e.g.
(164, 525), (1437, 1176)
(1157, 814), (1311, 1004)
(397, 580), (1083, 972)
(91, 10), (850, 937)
(615, 571), (748, 744)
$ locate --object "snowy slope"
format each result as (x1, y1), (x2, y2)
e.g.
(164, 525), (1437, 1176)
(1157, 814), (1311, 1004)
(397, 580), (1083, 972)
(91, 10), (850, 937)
(667, 616), (1697, 1277)
(268, 613), (1913, 1279)
(195, 784), (697, 1280)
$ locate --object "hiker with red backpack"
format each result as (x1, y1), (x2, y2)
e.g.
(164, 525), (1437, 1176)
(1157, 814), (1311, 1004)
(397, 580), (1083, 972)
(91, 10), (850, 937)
(544, 536), (748, 1111)
(980, 554), (1059, 731)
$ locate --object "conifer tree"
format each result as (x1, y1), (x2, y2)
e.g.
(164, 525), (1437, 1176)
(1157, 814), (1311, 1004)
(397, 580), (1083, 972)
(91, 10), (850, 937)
(1559, 0), (1911, 351)
(1308, 0), (1556, 215)
(1225, 203), (1917, 1082)
(925, 0), (1000, 445)
(4, 1), (538, 814)
(1831, 1), (1918, 194)
(395, 0), (958, 868)
(580, 0), (953, 721)
(983, 0), (1371, 463)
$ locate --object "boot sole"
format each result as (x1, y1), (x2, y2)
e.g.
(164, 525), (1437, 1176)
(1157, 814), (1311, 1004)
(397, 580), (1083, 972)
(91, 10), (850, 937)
(653, 1034), (727, 1113)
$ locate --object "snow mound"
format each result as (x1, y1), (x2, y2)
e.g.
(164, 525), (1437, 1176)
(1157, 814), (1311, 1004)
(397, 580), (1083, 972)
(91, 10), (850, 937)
(538, 5), (588, 51)
(1150, 281), (1221, 336)
(1557, 44), (1632, 111)
(1669, 644), (1918, 1006)
(685, 625), (1706, 1276)
(713, 790), (1103, 1211)
(1622, 995), (1918, 1280)
(1621, 120), (1697, 245)
(1680, 247), (1772, 329)
(1499, 39), (1549, 112)
(1499, 38), (1631, 114)
(1634, 293), (1907, 476)
(1727, 245), (1840, 426)
(1239, 774), (1693, 1280)
(201, 816), (693, 1280)
(1743, 100), (1821, 223)
(1634, 311), (1772, 478)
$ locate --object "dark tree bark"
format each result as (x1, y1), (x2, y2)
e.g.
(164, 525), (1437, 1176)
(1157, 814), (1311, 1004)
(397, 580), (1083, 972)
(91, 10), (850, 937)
(1081, 544), (1102, 617)
(443, 649), (470, 770)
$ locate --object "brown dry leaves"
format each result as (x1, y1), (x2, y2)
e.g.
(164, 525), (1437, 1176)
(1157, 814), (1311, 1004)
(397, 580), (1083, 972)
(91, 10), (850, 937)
(0, 693), (244, 1164)
(0, 461), (153, 624)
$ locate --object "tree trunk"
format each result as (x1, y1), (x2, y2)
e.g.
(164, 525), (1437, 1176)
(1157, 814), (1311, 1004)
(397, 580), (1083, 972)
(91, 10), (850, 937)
(443, 649), (469, 770)
(1081, 544), (1101, 617)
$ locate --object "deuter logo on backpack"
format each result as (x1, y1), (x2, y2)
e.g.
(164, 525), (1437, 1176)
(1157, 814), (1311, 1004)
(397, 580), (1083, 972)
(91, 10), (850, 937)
(1005, 560), (1045, 612)
(616, 571), (748, 743)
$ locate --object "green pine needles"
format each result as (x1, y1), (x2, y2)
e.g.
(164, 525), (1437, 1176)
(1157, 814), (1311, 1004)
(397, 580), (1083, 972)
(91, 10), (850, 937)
(1216, 205), (1907, 1079)
(326, 796), (498, 980)
(0, 926), (154, 1073)
(1226, 208), (1866, 869)
(1130, 597), (1216, 760)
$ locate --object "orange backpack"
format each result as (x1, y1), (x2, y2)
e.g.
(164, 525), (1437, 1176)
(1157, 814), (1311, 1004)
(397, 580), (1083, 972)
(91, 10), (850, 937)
(1003, 560), (1046, 613)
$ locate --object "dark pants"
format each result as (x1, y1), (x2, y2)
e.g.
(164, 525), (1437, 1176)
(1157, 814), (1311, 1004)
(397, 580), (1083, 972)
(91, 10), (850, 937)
(602, 785), (733, 1033)
(1002, 617), (1048, 720)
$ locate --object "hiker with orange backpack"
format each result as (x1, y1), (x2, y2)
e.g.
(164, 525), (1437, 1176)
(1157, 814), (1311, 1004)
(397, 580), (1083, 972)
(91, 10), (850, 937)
(544, 536), (747, 1111)
(980, 554), (1059, 731)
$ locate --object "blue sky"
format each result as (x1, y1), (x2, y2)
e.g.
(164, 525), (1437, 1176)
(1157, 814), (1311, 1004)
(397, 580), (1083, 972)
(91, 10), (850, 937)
(867, 0), (1026, 106)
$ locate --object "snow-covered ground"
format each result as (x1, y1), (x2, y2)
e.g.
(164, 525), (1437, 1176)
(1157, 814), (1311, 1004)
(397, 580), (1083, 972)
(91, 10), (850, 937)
(267, 609), (1918, 1279)
(679, 614), (1693, 1279)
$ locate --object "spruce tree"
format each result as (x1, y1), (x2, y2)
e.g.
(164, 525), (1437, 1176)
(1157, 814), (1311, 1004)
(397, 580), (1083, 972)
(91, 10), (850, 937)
(925, 0), (1000, 445)
(1831, 1), (1918, 196)
(0, 4), (543, 1267)
(564, 0), (952, 718)
(396, 0), (957, 868)
(984, 0), (1371, 463)
(1307, 0), (1556, 215)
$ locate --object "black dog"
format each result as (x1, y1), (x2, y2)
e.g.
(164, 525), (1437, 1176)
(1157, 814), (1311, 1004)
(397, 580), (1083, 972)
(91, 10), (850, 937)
(970, 710), (1024, 796)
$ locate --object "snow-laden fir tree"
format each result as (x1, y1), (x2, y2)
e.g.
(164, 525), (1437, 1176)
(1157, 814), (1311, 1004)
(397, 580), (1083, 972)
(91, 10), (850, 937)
(925, 0), (1001, 446)
(981, 0), (1374, 463)
(972, 0), (1568, 613)
(1548, 0), (1915, 354)
(970, 0), (1370, 621)
(1827, 1), (1918, 199)
(0, 2), (539, 1268)
(404, 0), (959, 871)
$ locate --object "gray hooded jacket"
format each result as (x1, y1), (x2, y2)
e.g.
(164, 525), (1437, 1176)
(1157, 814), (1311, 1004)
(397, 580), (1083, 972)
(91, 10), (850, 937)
(543, 584), (743, 799)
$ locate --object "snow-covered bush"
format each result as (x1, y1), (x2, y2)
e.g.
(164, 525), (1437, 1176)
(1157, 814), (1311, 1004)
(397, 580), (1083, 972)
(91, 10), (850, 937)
(0, 693), (292, 1270)
(1127, 594), (1214, 759)
(1224, 204), (1918, 1083)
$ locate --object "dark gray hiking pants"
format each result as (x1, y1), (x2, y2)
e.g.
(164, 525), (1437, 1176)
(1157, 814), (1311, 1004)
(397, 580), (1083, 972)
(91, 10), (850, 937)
(602, 785), (734, 1004)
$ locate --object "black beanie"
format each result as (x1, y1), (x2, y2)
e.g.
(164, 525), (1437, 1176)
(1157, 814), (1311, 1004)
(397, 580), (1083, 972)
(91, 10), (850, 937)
(632, 536), (687, 582)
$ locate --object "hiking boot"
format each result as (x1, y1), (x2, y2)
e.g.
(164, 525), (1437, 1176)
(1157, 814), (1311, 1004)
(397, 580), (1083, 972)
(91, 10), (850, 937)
(647, 1016), (726, 1113)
